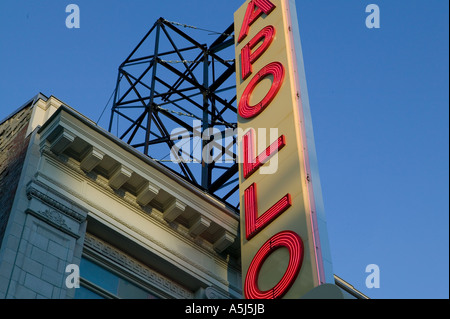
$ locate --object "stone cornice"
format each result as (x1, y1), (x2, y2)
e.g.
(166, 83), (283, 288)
(35, 150), (242, 296)
(37, 106), (239, 254)
(38, 105), (239, 217)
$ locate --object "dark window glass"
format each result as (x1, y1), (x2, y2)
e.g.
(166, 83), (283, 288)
(76, 257), (159, 299)
(74, 286), (104, 299)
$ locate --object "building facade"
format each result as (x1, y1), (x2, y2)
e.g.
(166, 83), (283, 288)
(0, 94), (368, 299)
(0, 94), (242, 299)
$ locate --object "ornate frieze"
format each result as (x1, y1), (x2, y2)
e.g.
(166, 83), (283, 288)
(25, 181), (87, 239)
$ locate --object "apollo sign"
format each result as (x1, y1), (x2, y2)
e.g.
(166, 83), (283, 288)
(235, 0), (333, 299)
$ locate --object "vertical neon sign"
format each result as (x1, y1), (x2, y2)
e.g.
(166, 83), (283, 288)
(235, 0), (333, 299)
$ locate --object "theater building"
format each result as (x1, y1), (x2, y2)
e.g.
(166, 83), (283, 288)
(0, 94), (242, 299)
(0, 0), (369, 300)
(0, 94), (367, 299)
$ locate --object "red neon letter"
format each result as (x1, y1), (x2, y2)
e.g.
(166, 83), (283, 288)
(242, 128), (286, 179)
(238, 62), (285, 119)
(245, 231), (304, 299)
(241, 25), (275, 80)
(244, 183), (291, 240)
(242, 129), (289, 239)
(238, 0), (276, 43)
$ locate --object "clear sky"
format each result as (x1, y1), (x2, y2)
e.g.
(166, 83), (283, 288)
(0, 0), (448, 299)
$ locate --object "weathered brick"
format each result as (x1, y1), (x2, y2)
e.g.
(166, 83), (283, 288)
(0, 105), (33, 248)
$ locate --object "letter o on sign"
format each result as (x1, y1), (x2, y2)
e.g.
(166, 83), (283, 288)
(244, 231), (304, 299)
(238, 61), (285, 119)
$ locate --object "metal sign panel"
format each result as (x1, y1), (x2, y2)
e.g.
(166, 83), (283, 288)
(234, 0), (333, 299)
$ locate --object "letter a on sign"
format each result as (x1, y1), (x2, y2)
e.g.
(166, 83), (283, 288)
(238, 0), (276, 43)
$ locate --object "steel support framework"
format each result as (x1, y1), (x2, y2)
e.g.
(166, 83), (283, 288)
(108, 18), (239, 211)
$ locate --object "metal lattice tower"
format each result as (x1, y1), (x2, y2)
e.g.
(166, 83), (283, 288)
(108, 18), (239, 211)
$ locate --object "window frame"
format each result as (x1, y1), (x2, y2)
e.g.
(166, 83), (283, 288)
(77, 248), (170, 299)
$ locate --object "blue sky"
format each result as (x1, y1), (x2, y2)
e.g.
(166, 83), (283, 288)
(0, 0), (448, 299)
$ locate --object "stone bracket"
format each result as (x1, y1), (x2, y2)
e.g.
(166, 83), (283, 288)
(189, 216), (211, 237)
(49, 128), (76, 155)
(108, 164), (133, 190)
(136, 181), (160, 206)
(80, 147), (105, 172)
(163, 198), (187, 222)
(213, 231), (236, 253)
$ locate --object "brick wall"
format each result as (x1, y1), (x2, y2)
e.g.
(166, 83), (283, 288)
(0, 105), (33, 248)
(0, 103), (88, 298)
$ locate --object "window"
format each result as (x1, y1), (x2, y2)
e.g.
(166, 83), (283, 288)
(74, 257), (160, 299)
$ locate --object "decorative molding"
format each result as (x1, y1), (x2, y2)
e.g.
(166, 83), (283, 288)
(40, 209), (71, 229)
(205, 286), (231, 299)
(26, 184), (86, 223)
(25, 181), (87, 239)
(26, 208), (77, 238)
(84, 234), (194, 299)
(35, 165), (240, 291)
(41, 139), (237, 250)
